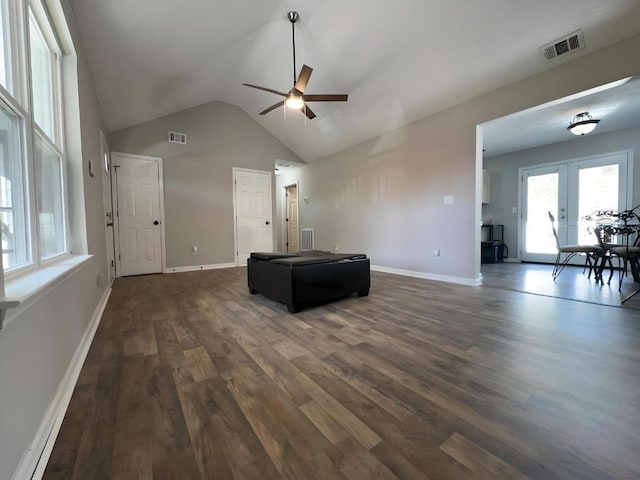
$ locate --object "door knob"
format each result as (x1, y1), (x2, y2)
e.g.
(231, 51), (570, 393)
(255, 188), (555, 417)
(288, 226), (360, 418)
(154, 220), (160, 225)
(265, 221), (270, 225)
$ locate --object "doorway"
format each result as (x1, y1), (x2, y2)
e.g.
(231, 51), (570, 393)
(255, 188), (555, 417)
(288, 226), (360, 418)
(101, 133), (115, 284)
(520, 151), (632, 263)
(233, 168), (273, 265)
(112, 152), (166, 276)
(284, 183), (299, 252)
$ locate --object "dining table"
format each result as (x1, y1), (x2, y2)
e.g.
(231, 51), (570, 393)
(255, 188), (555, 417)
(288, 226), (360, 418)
(585, 208), (640, 303)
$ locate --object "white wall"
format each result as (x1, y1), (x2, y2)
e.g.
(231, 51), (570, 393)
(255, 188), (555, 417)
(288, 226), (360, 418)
(0, 1), (110, 478)
(0, 260), (107, 479)
(108, 101), (303, 268)
(483, 126), (640, 259)
(277, 34), (640, 283)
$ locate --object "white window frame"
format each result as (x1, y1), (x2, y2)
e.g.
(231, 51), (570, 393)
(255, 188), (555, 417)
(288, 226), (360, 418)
(0, 0), (69, 279)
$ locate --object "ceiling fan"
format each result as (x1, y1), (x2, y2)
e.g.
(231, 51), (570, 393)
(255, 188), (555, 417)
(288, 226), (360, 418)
(242, 11), (348, 120)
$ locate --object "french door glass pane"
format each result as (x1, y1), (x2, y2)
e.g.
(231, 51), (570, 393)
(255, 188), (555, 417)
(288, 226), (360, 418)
(29, 10), (55, 140)
(0, 102), (28, 269)
(526, 173), (558, 254)
(35, 133), (64, 258)
(578, 164), (619, 244)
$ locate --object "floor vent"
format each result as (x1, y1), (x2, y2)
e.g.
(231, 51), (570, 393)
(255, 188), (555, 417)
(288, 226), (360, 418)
(540, 30), (584, 62)
(300, 228), (314, 251)
(168, 131), (187, 144)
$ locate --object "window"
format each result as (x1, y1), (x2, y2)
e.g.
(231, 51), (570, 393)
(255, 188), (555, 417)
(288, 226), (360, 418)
(0, 0), (13, 93)
(35, 132), (64, 257)
(0, 0), (68, 276)
(29, 8), (56, 141)
(0, 100), (27, 269)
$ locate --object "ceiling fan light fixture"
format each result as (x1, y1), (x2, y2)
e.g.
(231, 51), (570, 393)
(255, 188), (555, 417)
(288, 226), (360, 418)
(567, 111), (600, 136)
(285, 94), (304, 110)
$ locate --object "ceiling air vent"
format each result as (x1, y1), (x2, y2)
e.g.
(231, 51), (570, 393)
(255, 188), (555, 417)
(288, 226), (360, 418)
(540, 30), (584, 62)
(168, 131), (187, 144)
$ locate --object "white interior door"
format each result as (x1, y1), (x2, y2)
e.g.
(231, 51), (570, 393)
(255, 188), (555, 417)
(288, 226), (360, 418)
(234, 168), (273, 265)
(521, 152), (631, 263)
(114, 153), (163, 276)
(101, 134), (115, 284)
(286, 184), (299, 252)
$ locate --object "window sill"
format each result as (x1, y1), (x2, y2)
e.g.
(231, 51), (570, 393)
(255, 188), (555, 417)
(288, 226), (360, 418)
(1, 254), (93, 330)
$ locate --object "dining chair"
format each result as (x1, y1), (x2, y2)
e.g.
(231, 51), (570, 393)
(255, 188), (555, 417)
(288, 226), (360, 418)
(609, 227), (640, 290)
(592, 224), (616, 284)
(548, 211), (603, 281)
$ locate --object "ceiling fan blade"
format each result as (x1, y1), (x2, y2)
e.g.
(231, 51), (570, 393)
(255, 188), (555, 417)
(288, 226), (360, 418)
(294, 65), (313, 93)
(303, 105), (316, 120)
(302, 94), (348, 102)
(259, 100), (285, 115)
(243, 83), (288, 97)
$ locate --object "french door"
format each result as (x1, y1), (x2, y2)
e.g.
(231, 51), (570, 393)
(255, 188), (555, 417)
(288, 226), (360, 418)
(521, 152), (631, 263)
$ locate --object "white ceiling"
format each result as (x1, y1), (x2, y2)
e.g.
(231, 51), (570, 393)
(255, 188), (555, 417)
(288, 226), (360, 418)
(482, 76), (640, 157)
(70, 0), (640, 162)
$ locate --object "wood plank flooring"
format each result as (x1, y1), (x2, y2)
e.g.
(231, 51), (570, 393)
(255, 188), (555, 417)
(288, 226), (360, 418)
(44, 267), (640, 479)
(482, 262), (640, 310)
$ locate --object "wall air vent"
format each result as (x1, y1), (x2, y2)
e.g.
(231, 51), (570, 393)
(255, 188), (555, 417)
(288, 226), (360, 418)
(168, 131), (187, 144)
(540, 30), (584, 62)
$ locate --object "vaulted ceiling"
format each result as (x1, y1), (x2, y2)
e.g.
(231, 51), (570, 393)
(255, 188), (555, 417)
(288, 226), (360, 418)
(70, 0), (640, 162)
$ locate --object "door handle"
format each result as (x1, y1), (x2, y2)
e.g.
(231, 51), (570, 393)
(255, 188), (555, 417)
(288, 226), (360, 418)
(265, 221), (270, 225)
(106, 222), (113, 227)
(154, 220), (160, 225)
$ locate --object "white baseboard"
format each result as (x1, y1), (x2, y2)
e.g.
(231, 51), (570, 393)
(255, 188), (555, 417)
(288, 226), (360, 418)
(12, 286), (112, 480)
(371, 265), (481, 286)
(504, 258), (520, 263)
(165, 262), (236, 273)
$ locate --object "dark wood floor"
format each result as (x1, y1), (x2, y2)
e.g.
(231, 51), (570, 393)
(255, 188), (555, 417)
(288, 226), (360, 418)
(44, 267), (640, 479)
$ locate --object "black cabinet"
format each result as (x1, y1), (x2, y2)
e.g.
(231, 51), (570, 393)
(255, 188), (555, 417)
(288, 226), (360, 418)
(481, 224), (504, 243)
(481, 224), (505, 264)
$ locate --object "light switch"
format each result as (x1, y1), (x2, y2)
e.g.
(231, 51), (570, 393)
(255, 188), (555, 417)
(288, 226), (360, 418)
(512, 206), (518, 213)
(444, 195), (454, 205)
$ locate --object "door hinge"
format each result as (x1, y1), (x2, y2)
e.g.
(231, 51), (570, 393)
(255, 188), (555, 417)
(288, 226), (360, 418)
(111, 260), (114, 267)
(286, 242), (289, 247)
(286, 218), (289, 222)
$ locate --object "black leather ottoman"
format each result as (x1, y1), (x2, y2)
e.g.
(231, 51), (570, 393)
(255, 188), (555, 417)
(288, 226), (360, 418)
(247, 251), (370, 312)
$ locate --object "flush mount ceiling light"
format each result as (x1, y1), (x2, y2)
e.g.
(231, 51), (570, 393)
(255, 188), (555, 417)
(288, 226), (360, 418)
(567, 111), (600, 136)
